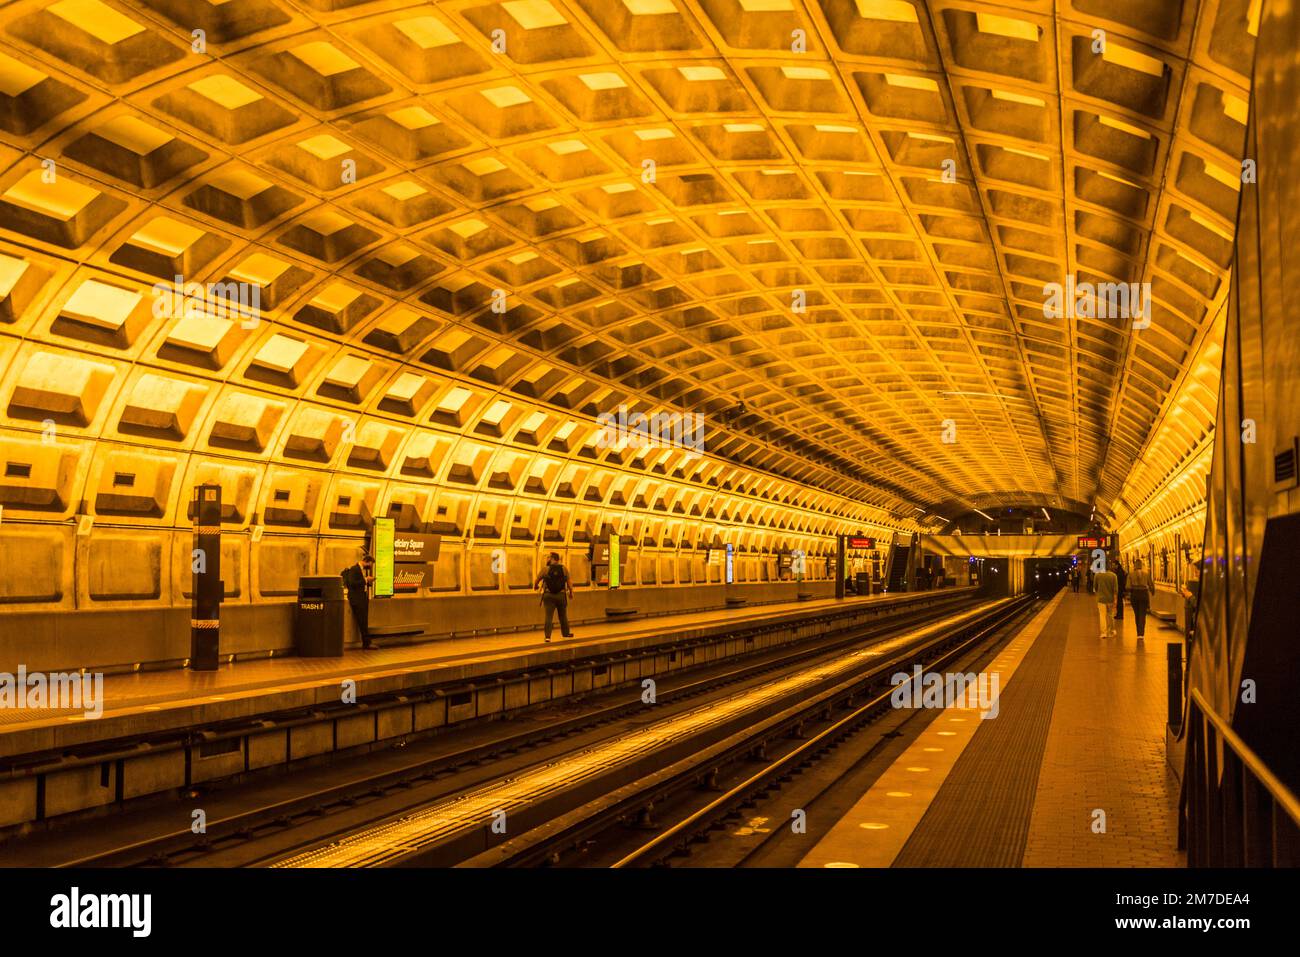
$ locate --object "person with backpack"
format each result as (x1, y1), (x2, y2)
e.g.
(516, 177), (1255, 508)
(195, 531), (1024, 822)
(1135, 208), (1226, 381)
(341, 549), (375, 649)
(534, 552), (575, 642)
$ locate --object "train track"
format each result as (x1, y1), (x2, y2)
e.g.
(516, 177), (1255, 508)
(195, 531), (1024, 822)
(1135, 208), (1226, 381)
(271, 596), (1029, 867)
(43, 590), (980, 867)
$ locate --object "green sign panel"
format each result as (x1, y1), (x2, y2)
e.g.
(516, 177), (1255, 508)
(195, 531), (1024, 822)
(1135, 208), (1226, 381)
(609, 535), (620, 589)
(374, 518), (394, 598)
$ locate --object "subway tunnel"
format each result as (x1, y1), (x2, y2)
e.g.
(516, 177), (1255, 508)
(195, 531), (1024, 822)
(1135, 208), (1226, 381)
(0, 0), (1296, 925)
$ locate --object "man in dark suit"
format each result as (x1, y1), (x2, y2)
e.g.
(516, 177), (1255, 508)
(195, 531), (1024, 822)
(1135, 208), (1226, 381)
(341, 553), (375, 649)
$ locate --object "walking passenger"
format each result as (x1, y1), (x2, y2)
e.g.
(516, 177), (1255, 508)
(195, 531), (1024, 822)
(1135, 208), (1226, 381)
(535, 552), (575, 643)
(1071, 567), (1080, 593)
(1128, 558), (1153, 639)
(1094, 561), (1118, 639)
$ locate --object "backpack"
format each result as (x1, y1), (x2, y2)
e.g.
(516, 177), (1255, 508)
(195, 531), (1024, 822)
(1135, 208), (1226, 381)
(544, 564), (567, 594)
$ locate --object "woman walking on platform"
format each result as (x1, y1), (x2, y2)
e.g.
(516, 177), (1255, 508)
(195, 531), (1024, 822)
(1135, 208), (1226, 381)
(1127, 558), (1153, 639)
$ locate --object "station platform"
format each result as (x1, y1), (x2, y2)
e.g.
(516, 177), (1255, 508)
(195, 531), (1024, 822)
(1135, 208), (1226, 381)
(800, 589), (1186, 868)
(0, 588), (972, 762)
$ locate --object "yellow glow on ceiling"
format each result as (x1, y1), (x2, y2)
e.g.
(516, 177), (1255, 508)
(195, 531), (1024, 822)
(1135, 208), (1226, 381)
(523, 196), (560, 212)
(623, 0), (676, 13)
(1097, 169), (1142, 188)
(1189, 210), (1233, 240)
(991, 88), (1046, 107)
(678, 66), (725, 82)
(326, 355), (371, 389)
(907, 131), (953, 143)
(1097, 114), (1152, 139)
(724, 123), (765, 133)
(298, 134), (351, 160)
(548, 139), (588, 155)
(507, 251), (538, 265)
(188, 75), (262, 109)
(439, 386), (474, 413)
(302, 210), (350, 236)
(389, 106), (439, 130)
(1222, 92), (1249, 124)
(96, 116), (172, 154)
(814, 124), (858, 134)
(1101, 43), (1165, 78)
(481, 85), (532, 108)
(387, 372), (426, 402)
(169, 315), (232, 351)
(3, 171), (99, 220)
(290, 42), (360, 76)
(503, 0), (568, 30)
(463, 156), (506, 176)
(580, 72), (627, 91)
(635, 128), (675, 140)
(1247, 0), (1262, 36)
(738, 0), (794, 10)
(208, 168), (273, 200)
(130, 218), (204, 256)
(884, 74), (939, 92)
(602, 182), (635, 193)
(975, 12), (1038, 42)
(254, 334), (309, 374)
(854, 0), (918, 22)
(394, 16), (460, 49)
(382, 180), (428, 201)
(1003, 146), (1049, 162)
(449, 218), (489, 238)
(0, 51), (46, 97)
(1203, 159), (1242, 190)
(781, 66), (830, 80)
(49, 0), (143, 45)
(311, 283), (361, 312)
(63, 280), (141, 328)
(230, 253), (289, 285)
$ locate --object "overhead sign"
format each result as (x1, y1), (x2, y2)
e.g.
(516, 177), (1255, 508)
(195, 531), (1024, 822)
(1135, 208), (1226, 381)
(846, 536), (876, 550)
(725, 542), (734, 584)
(1078, 535), (1111, 550)
(392, 532), (440, 563)
(609, 535), (620, 589)
(374, 518), (394, 598)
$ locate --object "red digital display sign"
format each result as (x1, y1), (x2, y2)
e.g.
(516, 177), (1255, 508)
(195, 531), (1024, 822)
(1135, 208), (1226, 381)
(1078, 535), (1111, 549)
(846, 536), (876, 549)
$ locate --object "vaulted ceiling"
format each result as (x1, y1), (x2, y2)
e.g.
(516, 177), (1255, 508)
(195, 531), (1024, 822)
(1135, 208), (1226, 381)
(0, 0), (1256, 526)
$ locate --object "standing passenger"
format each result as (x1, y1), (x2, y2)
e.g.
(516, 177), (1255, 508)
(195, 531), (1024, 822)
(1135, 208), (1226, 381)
(341, 551), (375, 650)
(1071, 567), (1080, 593)
(1127, 558), (1152, 639)
(1114, 559), (1127, 622)
(1094, 561), (1118, 639)
(535, 552), (575, 643)
(1085, 566), (1094, 593)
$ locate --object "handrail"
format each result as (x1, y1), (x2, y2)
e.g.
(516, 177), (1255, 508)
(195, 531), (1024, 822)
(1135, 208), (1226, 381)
(1189, 687), (1300, 826)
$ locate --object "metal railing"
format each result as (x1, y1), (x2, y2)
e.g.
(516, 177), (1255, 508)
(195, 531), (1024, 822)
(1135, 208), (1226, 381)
(1183, 687), (1300, 866)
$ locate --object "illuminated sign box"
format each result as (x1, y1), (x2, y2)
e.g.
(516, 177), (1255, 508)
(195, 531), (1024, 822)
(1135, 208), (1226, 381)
(374, 517), (394, 597)
(1077, 535), (1111, 549)
(846, 536), (875, 549)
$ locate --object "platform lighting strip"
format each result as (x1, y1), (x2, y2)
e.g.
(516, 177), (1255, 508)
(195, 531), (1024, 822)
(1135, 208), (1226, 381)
(272, 602), (1008, 867)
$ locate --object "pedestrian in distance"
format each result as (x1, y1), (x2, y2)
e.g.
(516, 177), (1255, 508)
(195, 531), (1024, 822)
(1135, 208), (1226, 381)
(1094, 560), (1118, 639)
(535, 551), (575, 643)
(1114, 559), (1128, 622)
(1071, 567), (1080, 593)
(1128, 558), (1153, 639)
(341, 549), (375, 650)
(1086, 566), (1095, 593)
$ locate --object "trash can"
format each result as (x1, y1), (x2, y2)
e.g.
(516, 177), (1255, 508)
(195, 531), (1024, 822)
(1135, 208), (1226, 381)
(295, 576), (345, 657)
(855, 572), (871, 595)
